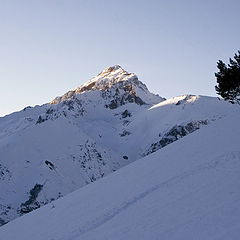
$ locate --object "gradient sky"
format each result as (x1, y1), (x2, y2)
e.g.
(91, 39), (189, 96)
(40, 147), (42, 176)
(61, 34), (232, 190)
(1, 0), (240, 116)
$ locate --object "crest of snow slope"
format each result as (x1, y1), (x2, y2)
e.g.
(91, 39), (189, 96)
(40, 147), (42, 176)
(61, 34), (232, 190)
(0, 104), (240, 240)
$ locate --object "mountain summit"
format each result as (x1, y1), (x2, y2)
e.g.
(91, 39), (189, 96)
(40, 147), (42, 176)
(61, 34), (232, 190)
(51, 65), (163, 106)
(80, 65), (137, 90)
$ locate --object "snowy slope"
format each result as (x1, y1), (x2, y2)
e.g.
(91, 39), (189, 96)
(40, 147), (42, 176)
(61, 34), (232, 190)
(0, 106), (240, 240)
(0, 65), (238, 226)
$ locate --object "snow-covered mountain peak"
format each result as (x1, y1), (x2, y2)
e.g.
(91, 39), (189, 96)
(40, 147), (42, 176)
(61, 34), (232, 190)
(100, 65), (124, 75)
(79, 64), (137, 91)
(51, 66), (164, 106)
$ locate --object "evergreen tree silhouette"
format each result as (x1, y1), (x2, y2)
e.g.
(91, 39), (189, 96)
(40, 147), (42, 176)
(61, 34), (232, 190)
(215, 51), (240, 104)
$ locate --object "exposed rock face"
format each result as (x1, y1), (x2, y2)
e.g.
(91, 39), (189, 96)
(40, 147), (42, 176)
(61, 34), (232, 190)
(144, 120), (209, 156)
(19, 184), (43, 215)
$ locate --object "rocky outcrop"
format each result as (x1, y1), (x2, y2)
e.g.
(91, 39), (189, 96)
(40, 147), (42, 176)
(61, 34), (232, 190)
(144, 120), (208, 156)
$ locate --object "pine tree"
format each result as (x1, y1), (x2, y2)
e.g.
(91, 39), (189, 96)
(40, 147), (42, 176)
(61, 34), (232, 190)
(215, 51), (240, 104)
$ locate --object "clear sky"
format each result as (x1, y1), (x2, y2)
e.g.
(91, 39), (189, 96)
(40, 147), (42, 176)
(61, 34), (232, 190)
(1, 0), (240, 117)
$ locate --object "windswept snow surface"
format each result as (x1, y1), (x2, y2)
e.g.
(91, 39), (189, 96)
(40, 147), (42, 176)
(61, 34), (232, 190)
(1, 109), (240, 240)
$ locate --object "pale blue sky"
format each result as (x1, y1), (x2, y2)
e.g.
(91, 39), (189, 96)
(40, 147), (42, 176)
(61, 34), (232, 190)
(1, 0), (240, 116)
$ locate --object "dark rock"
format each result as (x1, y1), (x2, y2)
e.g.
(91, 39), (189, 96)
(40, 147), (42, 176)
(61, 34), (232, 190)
(0, 218), (7, 226)
(120, 130), (131, 137)
(45, 160), (55, 170)
(46, 108), (54, 114)
(19, 184), (43, 215)
(144, 120), (209, 156)
(121, 110), (131, 118)
(36, 116), (46, 124)
(108, 100), (118, 109)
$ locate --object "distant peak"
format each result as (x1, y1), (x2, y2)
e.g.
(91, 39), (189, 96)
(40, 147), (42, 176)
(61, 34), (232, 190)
(102, 65), (123, 73)
(96, 65), (127, 79)
(50, 65), (138, 104)
(50, 65), (164, 105)
(79, 65), (137, 91)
